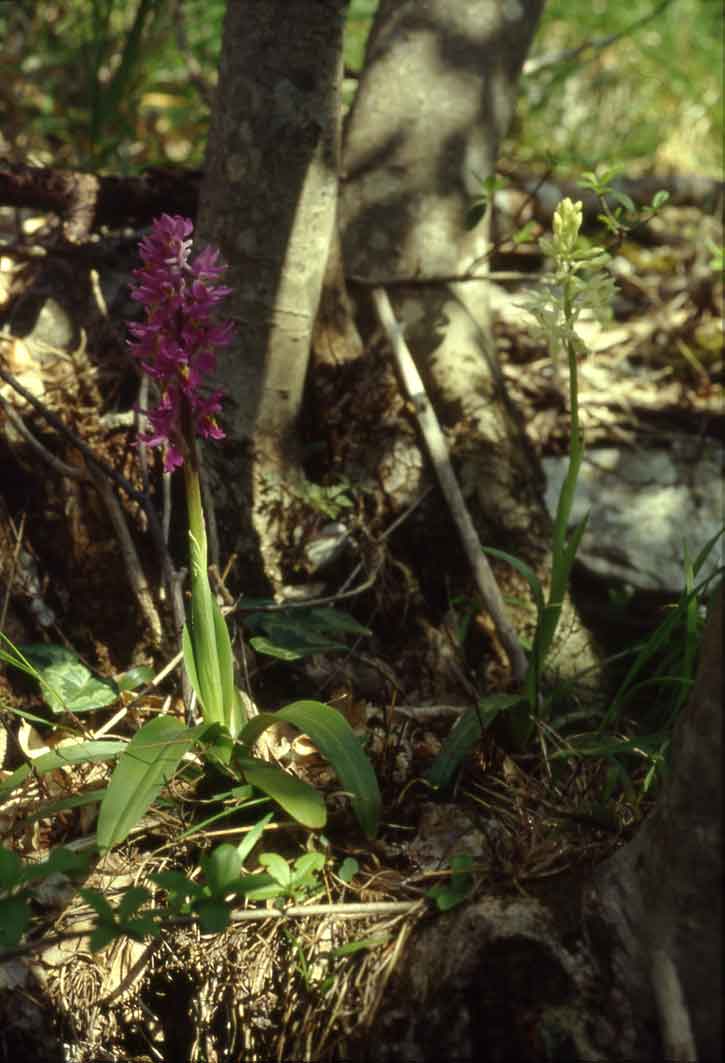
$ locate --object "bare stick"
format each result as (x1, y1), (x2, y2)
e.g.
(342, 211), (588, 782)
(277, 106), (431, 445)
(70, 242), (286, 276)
(371, 287), (528, 685)
(87, 465), (163, 645)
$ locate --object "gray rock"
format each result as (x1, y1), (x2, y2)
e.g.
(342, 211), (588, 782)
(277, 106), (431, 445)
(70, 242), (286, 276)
(542, 437), (723, 592)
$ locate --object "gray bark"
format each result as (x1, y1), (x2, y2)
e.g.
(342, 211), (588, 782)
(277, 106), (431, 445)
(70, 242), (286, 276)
(342, 0), (544, 279)
(196, 0), (347, 588)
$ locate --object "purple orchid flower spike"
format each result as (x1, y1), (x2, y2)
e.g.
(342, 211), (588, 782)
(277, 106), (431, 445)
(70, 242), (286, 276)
(128, 214), (233, 471)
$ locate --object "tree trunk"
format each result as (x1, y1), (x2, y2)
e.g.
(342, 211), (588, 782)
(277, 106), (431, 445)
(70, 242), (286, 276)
(340, 0), (598, 682)
(195, 0), (347, 591)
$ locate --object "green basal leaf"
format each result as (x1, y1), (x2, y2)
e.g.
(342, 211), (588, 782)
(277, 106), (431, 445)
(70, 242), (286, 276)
(97, 716), (193, 851)
(240, 700), (381, 838)
(234, 755), (326, 830)
(249, 636), (305, 661)
(304, 608), (371, 637)
(246, 606), (367, 660)
(0, 847), (23, 889)
(202, 844), (242, 898)
(0, 896), (31, 948)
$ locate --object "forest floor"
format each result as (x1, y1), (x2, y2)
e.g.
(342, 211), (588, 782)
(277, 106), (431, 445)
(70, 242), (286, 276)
(0, 177), (722, 1062)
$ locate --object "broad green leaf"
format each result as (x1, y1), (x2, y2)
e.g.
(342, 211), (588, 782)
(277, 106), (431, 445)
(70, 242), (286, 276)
(305, 608), (371, 637)
(21, 788), (107, 824)
(97, 717), (192, 851)
(259, 852), (291, 888)
(117, 886), (151, 921)
(196, 899), (230, 934)
(235, 755), (326, 830)
(0, 896), (31, 947)
(245, 607), (364, 658)
(17, 644), (118, 714)
(337, 857), (359, 884)
(425, 695), (525, 791)
(89, 924), (119, 952)
(0, 847), (23, 889)
(202, 844), (242, 897)
(116, 666), (154, 692)
(240, 700), (381, 838)
(0, 741), (125, 805)
(234, 873), (281, 901)
(249, 636), (305, 661)
(292, 852), (325, 881)
(20, 847), (89, 884)
(79, 887), (115, 922)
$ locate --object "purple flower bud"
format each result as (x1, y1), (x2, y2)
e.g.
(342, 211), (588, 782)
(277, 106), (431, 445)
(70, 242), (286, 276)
(128, 214), (233, 471)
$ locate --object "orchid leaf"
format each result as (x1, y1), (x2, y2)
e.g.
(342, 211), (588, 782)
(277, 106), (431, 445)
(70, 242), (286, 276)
(239, 700), (380, 838)
(97, 716), (193, 851)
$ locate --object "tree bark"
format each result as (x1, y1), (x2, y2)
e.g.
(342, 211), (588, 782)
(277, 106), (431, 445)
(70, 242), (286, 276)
(195, 0), (347, 590)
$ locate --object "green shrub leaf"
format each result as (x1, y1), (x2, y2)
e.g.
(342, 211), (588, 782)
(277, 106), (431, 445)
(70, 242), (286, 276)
(16, 644), (118, 714)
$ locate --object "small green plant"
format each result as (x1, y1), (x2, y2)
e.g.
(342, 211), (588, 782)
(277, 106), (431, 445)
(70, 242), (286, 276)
(426, 853), (475, 912)
(243, 604), (371, 661)
(0, 812), (328, 953)
(578, 164), (669, 241)
(0, 638), (151, 716)
(551, 533), (723, 796)
(428, 196), (615, 783)
(0, 218), (381, 870)
(0, 846), (90, 949)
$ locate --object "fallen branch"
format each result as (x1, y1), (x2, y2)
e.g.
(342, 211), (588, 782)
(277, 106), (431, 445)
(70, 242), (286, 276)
(371, 287), (528, 685)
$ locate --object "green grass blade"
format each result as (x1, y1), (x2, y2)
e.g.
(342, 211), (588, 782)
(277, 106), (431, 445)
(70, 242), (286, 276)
(0, 741), (125, 805)
(425, 694), (525, 791)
